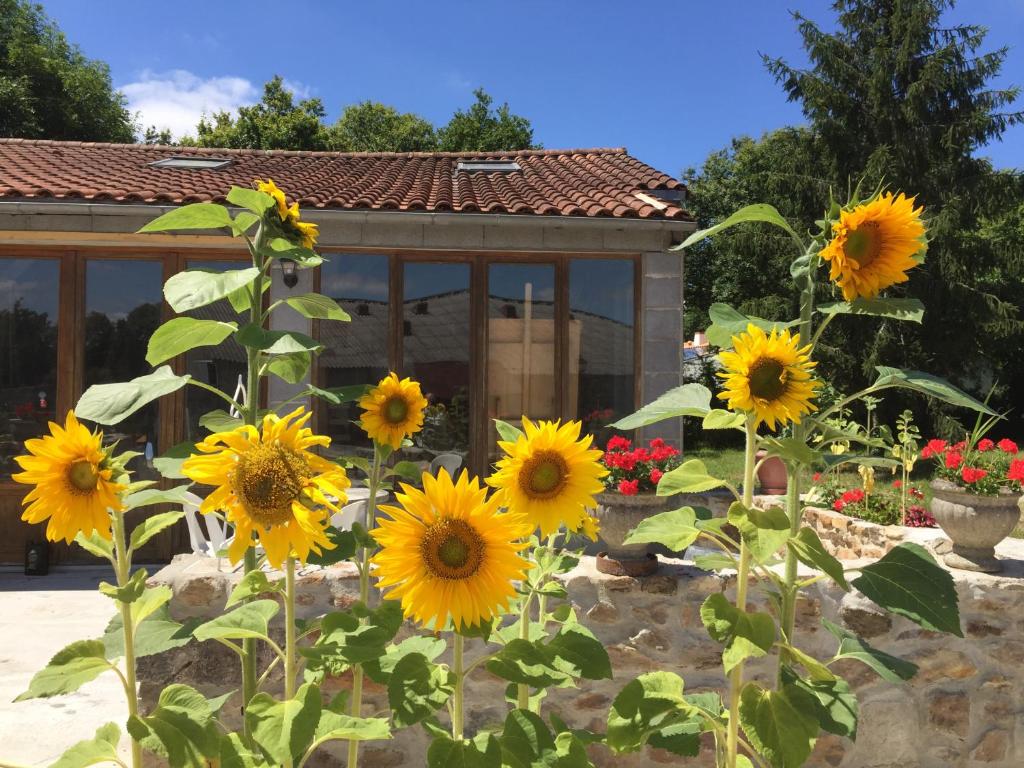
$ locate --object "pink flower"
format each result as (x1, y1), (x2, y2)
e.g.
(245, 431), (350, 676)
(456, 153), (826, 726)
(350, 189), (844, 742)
(978, 438), (995, 452)
(606, 436), (631, 452)
(945, 451), (963, 470)
(961, 466), (988, 484)
(618, 479), (639, 496)
(998, 438), (1019, 454)
(650, 469), (664, 485)
(1008, 459), (1024, 482)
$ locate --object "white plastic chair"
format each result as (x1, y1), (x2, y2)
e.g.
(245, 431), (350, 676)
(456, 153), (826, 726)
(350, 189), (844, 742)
(330, 487), (389, 531)
(429, 453), (463, 478)
(182, 491), (232, 566)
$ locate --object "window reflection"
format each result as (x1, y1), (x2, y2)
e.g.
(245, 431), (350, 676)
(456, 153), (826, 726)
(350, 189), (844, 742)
(487, 263), (556, 458)
(184, 260), (249, 444)
(569, 259), (635, 445)
(403, 262), (471, 460)
(85, 259), (162, 479)
(0, 258), (59, 478)
(318, 253), (390, 458)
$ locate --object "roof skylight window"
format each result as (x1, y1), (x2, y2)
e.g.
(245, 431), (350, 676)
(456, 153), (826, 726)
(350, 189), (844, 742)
(148, 156), (232, 170)
(455, 160), (521, 172)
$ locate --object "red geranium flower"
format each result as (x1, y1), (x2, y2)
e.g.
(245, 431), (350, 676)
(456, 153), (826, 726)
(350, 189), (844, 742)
(649, 438), (666, 449)
(921, 439), (947, 459)
(961, 466), (988, 484)
(945, 451), (963, 470)
(606, 436), (631, 452)
(649, 468), (664, 485)
(1008, 459), (1024, 482)
(618, 479), (639, 496)
(840, 488), (864, 504)
(978, 438), (995, 452)
(833, 500), (846, 512)
(892, 479), (902, 489)
(632, 448), (651, 463)
(951, 441), (967, 452)
(998, 438), (1019, 454)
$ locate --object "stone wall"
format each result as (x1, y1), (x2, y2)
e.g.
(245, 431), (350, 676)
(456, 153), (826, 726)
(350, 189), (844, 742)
(146, 545), (1024, 768)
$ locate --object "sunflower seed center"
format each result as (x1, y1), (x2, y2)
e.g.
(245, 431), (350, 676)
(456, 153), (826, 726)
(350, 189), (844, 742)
(421, 518), (485, 579)
(519, 450), (569, 500)
(233, 442), (309, 527)
(67, 460), (99, 492)
(383, 396), (409, 425)
(844, 222), (882, 267)
(748, 358), (787, 402)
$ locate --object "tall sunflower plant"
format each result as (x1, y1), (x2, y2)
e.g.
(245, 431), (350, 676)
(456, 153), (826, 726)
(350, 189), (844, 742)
(604, 187), (994, 768)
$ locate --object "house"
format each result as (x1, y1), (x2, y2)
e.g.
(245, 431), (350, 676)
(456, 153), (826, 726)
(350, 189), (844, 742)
(0, 139), (694, 564)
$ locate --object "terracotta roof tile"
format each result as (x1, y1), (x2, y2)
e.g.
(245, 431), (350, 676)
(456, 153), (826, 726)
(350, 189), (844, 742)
(0, 139), (690, 220)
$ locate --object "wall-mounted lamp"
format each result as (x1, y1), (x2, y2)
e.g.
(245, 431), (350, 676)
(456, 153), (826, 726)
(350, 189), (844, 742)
(281, 258), (298, 288)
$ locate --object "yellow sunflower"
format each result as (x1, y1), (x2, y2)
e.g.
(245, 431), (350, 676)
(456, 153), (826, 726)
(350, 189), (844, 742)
(487, 418), (608, 537)
(820, 192), (926, 301)
(717, 324), (820, 430)
(181, 407), (350, 568)
(358, 372), (428, 449)
(255, 178), (289, 222)
(371, 469), (531, 631)
(13, 411), (124, 544)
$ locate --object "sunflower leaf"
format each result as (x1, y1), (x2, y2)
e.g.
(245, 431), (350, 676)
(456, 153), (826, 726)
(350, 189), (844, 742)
(138, 203), (233, 233)
(675, 203), (801, 251)
(727, 502), (791, 564)
(606, 671), (703, 755)
(817, 297), (924, 324)
(164, 268), (262, 313)
(49, 722), (122, 768)
(146, 317), (238, 366)
(193, 600), (280, 643)
(128, 684), (225, 768)
(700, 593), (776, 674)
(284, 292), (351, 322)
(609, 384), (712, 430)
(15, 639), (114, 701)
(74, 531), (115, 562)
(657, 459), (726, 495)
(494, 418), (525, 442)
(225, 570), (285, 609)
(76, 366), (191, 425)
(246, 683), (321, 766)
(623, 507), (701, 551)
(427, 732), (502, 768)
(388, 652), (455, 727)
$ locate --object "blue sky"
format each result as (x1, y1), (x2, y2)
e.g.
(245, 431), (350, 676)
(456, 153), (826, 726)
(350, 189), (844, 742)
(41, 0), (1023, 177)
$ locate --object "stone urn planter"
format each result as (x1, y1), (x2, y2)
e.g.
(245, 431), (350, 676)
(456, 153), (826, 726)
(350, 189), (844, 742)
(755, 450), (788, 495)
(593, 491), (673, 576)
(929, 479), (1021, 573)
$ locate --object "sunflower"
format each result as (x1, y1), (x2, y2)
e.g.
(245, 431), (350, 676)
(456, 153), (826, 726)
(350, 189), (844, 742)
(358, 372), (428, 449)
(717, 324), (819, 430)
(487, 418), (607, 537)
(181, 407), (350, 568)
(820, 192), (926, 301)
(371, 469), (531, 631)
(13, 411), (124, 544)
(255, 178), (289, 222)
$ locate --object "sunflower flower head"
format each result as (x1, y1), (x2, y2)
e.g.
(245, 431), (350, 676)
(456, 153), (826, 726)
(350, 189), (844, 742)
(358, 372), (428, 449)
(255, 178), (290, 222)
(181, 407), (350, 568)
(717, 324), (820, 431)
(487, 418), (608, 538)
(13, 411), (125, 544)
(371, 469), (531, 631)
(820, 191), (926, 301)
(254, 179), (319, 249)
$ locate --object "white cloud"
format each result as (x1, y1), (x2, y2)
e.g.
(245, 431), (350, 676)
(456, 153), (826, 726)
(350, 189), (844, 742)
(119, 70), (258, 139)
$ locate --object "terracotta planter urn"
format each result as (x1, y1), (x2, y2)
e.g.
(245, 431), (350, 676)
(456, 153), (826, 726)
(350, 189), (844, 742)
(929, 479), (1021, 573)
(593, 491), (673, 576)
(756, 450), (788, 495)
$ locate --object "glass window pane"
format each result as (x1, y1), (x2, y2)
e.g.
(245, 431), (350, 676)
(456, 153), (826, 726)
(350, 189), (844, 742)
(85, 259), (163, 479)
(487, 263), (556, 458)
(403, 262), (470, 459)
(184, 260), (249, 444)
(569, 259), (635, 444)
(319, 253), (390, 457)
(0, 258), (60, 478)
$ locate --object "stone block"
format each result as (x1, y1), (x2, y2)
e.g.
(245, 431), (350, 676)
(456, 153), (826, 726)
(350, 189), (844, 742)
(643, 339), (681, 374)
(421, 221), (484, 249)
(643, 251), (683, 277)
(971, 729), (1009, 762)
(643, 275), (681, 309)
(644, 308), (682, 341)
(361, 219), (423, 247)
(543, 225), (604, 251)
(643, 372), (682, 403)
(840, 591), (893, 638)
(929, 690), (970, 737)
(482, 223), (544, 250)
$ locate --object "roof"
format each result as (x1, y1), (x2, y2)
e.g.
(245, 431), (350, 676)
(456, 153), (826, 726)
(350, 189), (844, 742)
(0, 139), (690, 220)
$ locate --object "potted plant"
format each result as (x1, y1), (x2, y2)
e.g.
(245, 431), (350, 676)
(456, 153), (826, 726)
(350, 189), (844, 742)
(594, 436), (683, 575)
(922, 435), (1024, 572)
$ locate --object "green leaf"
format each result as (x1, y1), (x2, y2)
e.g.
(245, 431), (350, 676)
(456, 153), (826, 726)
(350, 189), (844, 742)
(98, 567), (148, 603)
(218, 732), (269, 768)
(104, 605), (198, 659)
(313, 710), (391, 743)
(164, 267), (262, 313)
(728, 502), (791, 564)
(738, 682), (820, 768)
(49, 722), (122, 768)
(427, 732), (502, 768)
(675, 203), (800, 251)
(387, 652), (455, 727)
(284, 293), (351, 321)
(546, 623), (613, 680)
(494, 418), (525, 442)
(606, 671), (702, 754)
(693, 552), (737, 572)
(15, 640), (112, 701)
(871, 367), (996, 415)
(364, 635), (447, 684)
(131, 585), (173, 626)
(262, 236), (323, 267)
(303, 527), (358, 567)
(266, 352), (311, 384)
(230, 211), (260, 237)
(761, 437), (821, 466)
(499, 709), (595, 768)
(194, 600), (280, 642)
(705, 303), (799, 350)
(73, 531), (114, 561)
(226, 186), (275, 215)
(198, 409), (243, 433)
(702, 409), (746, 430)
(246, 684), (321, 767)
(822, 619), (917, 683)
(128, 684), (224, 768)
(851, 542), (962, 636)
(139, 203), (233, 233)
(236, 324), (323, 355)
(623, 507), (701, 551)
(700, 593), (776, 674)
(609, 384), (712, 430)
(297, 383), (368, 405)
(782, 668), (858, 739)
(226, 570), (284, 608)
(76, 366), (190, 425)
(154, 441), (197, 480)
(486, 640), (571, 688)
(657, 459), (726, 495)
(146, 317), (238, 366)
(787, 527), (849, 590)
(817, 297), (924, 324)
(390, 460), (422, 482)
(123, 486), (194, 510)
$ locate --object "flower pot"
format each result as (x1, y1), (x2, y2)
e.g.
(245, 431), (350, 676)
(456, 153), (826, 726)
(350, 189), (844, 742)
(756, 450), (788, 495)
(929, 479), (1021, 573)
(593, 491), (673, 576)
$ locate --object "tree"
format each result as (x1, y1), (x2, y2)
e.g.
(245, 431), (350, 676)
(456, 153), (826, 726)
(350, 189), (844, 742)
(436, 88), (536, 152)
(0, 0), (135, 141)
(330, 101), (436, 152)
(184, 75), (333, 151)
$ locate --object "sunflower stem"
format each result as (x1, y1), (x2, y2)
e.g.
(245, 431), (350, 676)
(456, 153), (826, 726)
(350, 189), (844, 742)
(516, 591), (532, 710)
(452, 632), (465, 740)
(284, 556), (297, 700)
(111, 508), (143, 768)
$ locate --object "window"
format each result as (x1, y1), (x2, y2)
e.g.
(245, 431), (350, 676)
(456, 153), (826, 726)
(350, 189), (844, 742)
(318, 253), (390, 457)
(455, 160), (521, 173)
(148, 156), (232, 171)
(569, 259), (635, 446)
(0, 258), (60, 478)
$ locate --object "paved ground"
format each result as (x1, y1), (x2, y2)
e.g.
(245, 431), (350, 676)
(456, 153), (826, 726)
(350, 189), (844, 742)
(0, 568), (130, 767)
